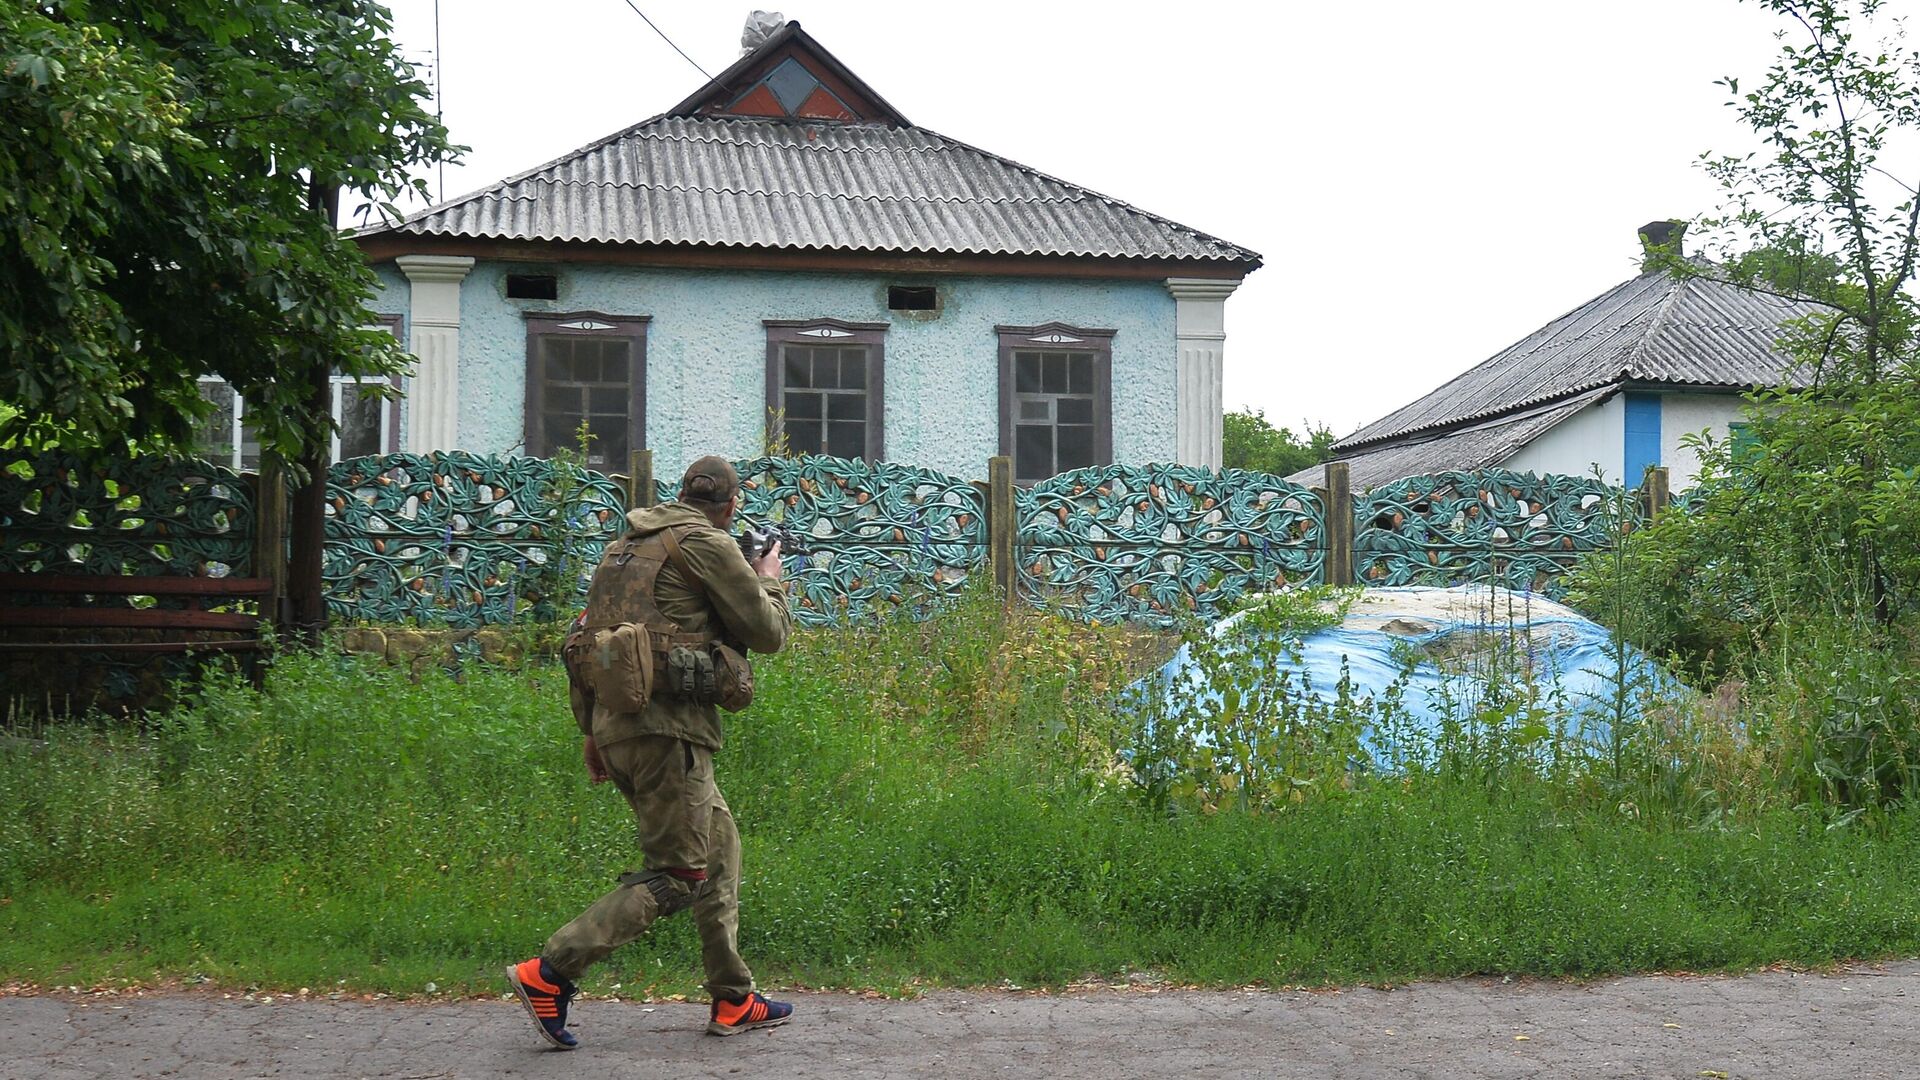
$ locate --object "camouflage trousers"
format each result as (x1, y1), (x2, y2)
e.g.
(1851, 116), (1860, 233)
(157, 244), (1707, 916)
(542, 734), (754, 1001)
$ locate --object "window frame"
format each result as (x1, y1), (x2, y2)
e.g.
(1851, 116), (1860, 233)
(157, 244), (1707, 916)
(523, 311), (651, 467)
(764, 318), (888, 462)
(332, 313), (405, 462)
(193, 377), (252, 472)
(996, 323), (1116, 484)
(193, 314), (404, 470)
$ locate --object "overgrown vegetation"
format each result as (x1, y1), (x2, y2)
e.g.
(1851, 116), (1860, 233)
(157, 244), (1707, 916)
(1571, 0), (1920, 812)
(0, 1), (455, 458)
(6, 586), (1920, 998)
(1221, 409), (1336, 478)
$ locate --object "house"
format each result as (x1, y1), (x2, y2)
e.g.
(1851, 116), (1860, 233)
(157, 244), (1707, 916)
(1299, 223), (1830, 492)
(337, 18), (1259, 483)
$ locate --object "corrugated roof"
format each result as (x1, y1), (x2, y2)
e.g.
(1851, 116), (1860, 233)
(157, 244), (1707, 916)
(1336, 269), (1829, 453)
(1291, 388), (1612, 491)
(360, 116), (1259, 266)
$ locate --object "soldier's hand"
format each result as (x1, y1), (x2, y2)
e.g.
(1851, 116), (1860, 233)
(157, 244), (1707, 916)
(582, 736), (610, 784)
(751, 539), (784, 581)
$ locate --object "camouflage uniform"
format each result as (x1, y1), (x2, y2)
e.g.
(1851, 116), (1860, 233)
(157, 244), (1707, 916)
(543, 498), (791, 1000)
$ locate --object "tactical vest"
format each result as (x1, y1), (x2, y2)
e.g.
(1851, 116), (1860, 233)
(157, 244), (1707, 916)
(578, 527), (707, 643)
(564, 527), (711, 714)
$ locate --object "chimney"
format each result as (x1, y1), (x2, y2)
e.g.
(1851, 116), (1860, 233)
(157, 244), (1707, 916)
(1637, 219), (1687, 269)
(741, 10), (786, 54)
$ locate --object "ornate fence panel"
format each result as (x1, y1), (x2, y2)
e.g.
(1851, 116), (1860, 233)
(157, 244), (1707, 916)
(0, 451), (254, 578)
(730, 455), (987, 626)
(324, 452), (625, 626)
(1015, 465), (1324, 626)
(1352, 470), (1625, 596)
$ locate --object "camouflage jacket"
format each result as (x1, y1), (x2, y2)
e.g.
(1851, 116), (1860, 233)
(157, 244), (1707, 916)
(574, 501), (792, 751)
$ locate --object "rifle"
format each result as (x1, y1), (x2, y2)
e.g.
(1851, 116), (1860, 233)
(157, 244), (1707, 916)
(735, 519), (813, 561)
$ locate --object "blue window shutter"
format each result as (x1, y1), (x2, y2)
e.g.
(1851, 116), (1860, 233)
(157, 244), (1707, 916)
(1623, 393), (1662, 487)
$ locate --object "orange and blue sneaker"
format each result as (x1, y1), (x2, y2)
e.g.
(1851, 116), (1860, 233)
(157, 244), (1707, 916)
(506, 957), (578, 1050)
(706, 991), (793, 1036)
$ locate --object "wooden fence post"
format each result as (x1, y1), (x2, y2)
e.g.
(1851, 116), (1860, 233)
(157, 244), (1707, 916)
(987, 455), (1015, 606)
(628, 449), (655, 510)
(1323, 461), (1354, 587)
(252, 460), (289, 627)
(1644, 466), (1671, 521)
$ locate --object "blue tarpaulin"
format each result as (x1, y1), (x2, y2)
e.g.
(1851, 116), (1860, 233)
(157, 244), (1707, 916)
(1136, 586), (1676, 760)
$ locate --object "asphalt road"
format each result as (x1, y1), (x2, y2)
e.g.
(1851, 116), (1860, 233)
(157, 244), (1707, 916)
(5, 962), (1915, 1079)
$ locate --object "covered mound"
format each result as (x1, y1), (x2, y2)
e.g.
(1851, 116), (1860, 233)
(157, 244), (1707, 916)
(1135, 585), (1676, 765)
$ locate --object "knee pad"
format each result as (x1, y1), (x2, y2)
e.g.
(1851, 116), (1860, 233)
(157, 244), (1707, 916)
(617, 869), (706, 917)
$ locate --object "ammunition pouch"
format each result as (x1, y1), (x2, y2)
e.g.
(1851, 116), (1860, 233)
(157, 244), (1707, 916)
(617, 868), (707, 917)
(663, 645), (717, 705)
(660, 641), (755, 712)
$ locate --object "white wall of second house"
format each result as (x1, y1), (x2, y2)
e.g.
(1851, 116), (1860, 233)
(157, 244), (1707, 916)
(1660, 392), (1746, 490)
(1502, 395), (1626, 484)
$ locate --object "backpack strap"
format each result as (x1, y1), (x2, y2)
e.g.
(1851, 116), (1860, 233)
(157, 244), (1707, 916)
(655, 525), (715, 647)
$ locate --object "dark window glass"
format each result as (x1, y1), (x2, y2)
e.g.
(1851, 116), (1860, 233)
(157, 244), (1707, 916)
(1057, 424), (1094, 472)
(1016, 425), (1053, 483)
(1009, 347), (1099, 483)
(537, 334), (632, 468)
(1015, 353), (1042, 393)
(779, 342), (872, 458)
(194, 380), (238, 466)
(786, 420), (822, 452)
(1043, 354), (1068, 393)
(785, 391), (822, 419)
(339, 383), (384, 459)
(828, 421), (865, 459)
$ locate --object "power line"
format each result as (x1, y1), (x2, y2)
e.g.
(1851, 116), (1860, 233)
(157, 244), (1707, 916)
(433, 0), (444, 202)
(617, 0), (713, 80)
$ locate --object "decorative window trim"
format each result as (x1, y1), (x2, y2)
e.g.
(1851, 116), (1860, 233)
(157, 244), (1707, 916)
(523, 311), (650, 465)
(996, 322), (1116, 483)
(764, 318), (888, 461)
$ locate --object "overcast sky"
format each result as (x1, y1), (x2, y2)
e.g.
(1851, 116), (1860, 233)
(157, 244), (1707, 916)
(371, 0), (1790, 437)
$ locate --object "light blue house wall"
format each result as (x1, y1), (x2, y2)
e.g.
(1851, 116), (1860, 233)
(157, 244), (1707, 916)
(370, 261), (1178, 481)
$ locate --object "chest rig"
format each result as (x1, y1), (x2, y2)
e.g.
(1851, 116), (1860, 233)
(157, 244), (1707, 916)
(566, 528), (711, 712)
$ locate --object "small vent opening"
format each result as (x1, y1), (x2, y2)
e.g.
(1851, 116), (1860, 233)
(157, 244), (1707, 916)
(887, 286), (937, 311)
(507, 274), (558, 300)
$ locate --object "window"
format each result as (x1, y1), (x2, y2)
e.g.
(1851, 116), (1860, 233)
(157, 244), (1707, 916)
(997, 324), (1114, 484)
(524, 313), (649, 470)
(887, 285), (937, 311)
(507, 274), (558, 300)
(193, 317), (403, 469)
(193, 378), (260, 471)
(764, 319), (887, 461)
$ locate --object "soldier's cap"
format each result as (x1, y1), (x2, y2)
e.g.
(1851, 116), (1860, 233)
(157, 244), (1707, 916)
(679, 455), (740, 506)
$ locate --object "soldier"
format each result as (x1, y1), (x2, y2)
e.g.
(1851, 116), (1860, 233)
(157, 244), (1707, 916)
(507, 455), (794, 1050)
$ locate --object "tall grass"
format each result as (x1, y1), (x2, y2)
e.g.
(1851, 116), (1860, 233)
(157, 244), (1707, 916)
(4, 588), (1920, 997)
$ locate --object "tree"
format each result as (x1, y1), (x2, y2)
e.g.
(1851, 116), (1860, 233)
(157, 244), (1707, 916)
(1577, 0), (1920, 657)
(0, 1), (455, 460)
(1691, 0), (1920, 627)
(1221, 408), (1337, 478)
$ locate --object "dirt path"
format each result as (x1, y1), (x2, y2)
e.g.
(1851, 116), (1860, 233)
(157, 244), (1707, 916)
(5, 962), (1915, 1079)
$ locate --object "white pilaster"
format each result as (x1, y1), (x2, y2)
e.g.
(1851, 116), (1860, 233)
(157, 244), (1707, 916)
(394, 255), (475, 453)
(1165, 277), (1241, 470)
